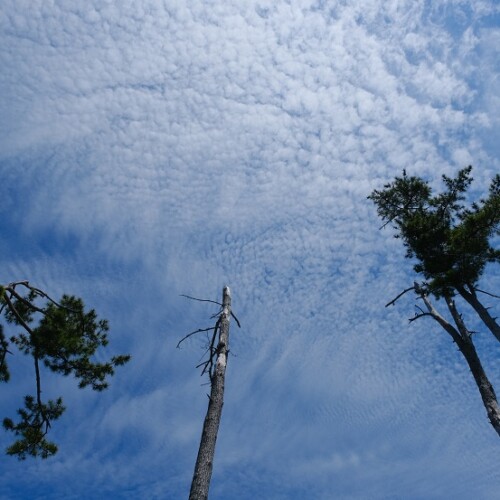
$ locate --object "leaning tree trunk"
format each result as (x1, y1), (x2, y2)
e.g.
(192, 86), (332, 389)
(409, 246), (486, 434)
(456, 285), (500, 344)
(419, 289), (500, 437)
(189, 286), (232, 500)
(443, 293), (500, 436)
(456, 335), (500, 436)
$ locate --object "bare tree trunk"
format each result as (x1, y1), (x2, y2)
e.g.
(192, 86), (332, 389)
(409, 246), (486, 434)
(420, 290), (500, 437)
(457, 285), (500, 344)
(457, 336), (500, 436)
(189, 286), (231, 500)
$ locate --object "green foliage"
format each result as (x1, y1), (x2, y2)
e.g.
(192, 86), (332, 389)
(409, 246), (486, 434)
(0, 282), (130, 459)
(3, 396), (65, 460)
(3, 289), (37, 326)
(369, 167), (500, 297)
(11, 295), (130, 391)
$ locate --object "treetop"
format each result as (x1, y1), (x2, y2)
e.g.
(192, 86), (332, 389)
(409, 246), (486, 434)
(369, 166), (500, 297)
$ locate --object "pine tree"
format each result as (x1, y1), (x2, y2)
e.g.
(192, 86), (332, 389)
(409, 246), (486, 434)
(369, 167), (500, 435)
(0, 280), (130, 459)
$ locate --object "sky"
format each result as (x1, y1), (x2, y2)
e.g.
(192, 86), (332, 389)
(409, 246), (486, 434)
(0, 0), (499, 498)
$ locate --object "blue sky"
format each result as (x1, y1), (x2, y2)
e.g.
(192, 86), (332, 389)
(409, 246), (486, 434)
(1, 1), (499, 498)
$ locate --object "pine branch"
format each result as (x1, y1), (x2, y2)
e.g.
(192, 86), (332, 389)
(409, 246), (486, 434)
(3, 292), (35, 336)
(1, 283), (130, 459)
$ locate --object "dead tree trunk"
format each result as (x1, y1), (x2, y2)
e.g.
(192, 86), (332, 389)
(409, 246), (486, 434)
(189, 286), (232, 500)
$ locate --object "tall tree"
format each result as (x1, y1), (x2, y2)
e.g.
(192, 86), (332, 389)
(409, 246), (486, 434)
(369, 167), (500, 435)
(0, 280), (130, 459)
(178, 286), (239, 500)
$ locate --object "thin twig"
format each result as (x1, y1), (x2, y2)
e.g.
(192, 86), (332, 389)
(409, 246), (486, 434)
(177, 327), (214, 349)
(180, 291), (240, 381)
(8, 281), (78, 313)
(474, 288), (500, 299)
(180, 294), (222, 306)
(181, 293), (242, 327)
(409, 312), (432, 322)
(385, 286), (416, 307)
(231, 312), (241, 328)
(210, 310), (222, 320)
(408, 304), (430, 322)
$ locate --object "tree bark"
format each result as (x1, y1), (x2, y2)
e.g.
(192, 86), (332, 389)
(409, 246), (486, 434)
(456, 336), (500, 437)
(189, 286), (231, 500)
(421, 291), (500, 437)
(457, 285), (500, 344)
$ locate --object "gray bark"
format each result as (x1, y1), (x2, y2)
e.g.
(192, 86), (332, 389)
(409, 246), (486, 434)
(457, 335), (500, 436)
(456, 285), (500, 344)
(421, 292), (500, 437)
(189, 286), (231, 500)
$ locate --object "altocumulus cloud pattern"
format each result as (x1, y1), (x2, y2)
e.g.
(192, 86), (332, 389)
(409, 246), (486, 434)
(0, 1), (499, 498)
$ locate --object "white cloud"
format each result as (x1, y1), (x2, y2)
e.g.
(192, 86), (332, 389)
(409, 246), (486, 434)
(1, 0), (499, 498)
